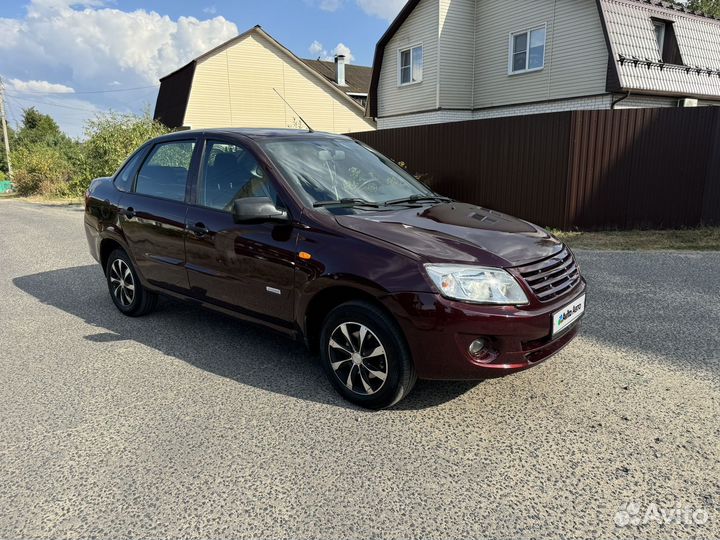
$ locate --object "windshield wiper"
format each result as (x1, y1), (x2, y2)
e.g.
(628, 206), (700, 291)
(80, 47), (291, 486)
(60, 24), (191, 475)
(383, 195), (453, 207)
(313, 198), (381, 209)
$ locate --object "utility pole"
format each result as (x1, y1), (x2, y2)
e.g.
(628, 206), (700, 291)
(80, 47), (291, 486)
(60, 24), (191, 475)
(0, 76), (12, 180)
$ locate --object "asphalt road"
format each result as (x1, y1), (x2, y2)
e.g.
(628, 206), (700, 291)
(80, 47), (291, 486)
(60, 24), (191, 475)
(0, 199), (718, 540)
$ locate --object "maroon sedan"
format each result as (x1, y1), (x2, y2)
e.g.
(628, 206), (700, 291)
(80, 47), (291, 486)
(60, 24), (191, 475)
(85, 129), (586, 409)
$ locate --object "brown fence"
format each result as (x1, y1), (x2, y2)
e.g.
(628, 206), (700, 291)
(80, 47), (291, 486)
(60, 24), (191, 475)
(348, 107), (720, 230)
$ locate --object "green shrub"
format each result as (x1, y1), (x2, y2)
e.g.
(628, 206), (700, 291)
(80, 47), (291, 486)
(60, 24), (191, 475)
(11, 145), (74, 197)
(9, 109), (172, 197)
(78, 112), (171, 192)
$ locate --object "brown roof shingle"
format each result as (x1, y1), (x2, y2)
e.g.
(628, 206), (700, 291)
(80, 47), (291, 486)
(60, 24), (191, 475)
(302, 59), (372, 96)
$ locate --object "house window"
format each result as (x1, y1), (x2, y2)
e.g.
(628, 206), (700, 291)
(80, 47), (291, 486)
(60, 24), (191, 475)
(510, 26), (546, 74)
(399, 45), (423, 85)
(652, 18), (683, 64)
(653, 20), (666, 53)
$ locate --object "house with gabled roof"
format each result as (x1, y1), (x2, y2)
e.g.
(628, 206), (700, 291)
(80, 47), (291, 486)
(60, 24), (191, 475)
(154, 26), (375, 133)
(367, 0), (720, 129)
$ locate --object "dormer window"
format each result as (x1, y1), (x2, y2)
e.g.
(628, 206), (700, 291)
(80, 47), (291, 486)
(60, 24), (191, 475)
(651, 18), (683, 65)
(653, 20), (666, 52)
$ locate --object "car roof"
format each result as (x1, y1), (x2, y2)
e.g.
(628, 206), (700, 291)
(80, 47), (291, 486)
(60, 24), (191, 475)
(153, 128), (352, 143)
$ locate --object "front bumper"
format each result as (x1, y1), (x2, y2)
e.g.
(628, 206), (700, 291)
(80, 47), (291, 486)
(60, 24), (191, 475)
(382, 279), (586, 380)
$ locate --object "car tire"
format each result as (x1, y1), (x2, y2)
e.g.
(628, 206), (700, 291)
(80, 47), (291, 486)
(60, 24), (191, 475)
(105, 249), (158, 317)
(320, 301), (417, 409)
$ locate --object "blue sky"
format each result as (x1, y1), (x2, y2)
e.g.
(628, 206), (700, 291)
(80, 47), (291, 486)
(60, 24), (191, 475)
(0, 0), (404, 137)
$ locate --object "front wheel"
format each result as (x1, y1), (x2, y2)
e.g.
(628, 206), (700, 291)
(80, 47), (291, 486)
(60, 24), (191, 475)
(105, 249), (158, 317)
(320, 301), (416, 409)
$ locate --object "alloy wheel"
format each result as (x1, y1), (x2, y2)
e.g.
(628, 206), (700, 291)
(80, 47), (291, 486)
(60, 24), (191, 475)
(328, 322), (389, 396)
(109, 259), (135, 307)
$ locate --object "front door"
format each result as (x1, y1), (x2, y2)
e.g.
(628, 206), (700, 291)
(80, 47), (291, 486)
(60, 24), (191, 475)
(184, 138), (297, 325)
(120, 139), (197, 292)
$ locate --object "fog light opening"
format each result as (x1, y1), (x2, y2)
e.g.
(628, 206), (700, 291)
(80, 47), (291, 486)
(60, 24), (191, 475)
(469, 338), (493, 362)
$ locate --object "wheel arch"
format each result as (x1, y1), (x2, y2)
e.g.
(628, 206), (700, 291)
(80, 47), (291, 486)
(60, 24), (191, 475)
(100, 239), (123, 271)
(303, 285), (404, 354)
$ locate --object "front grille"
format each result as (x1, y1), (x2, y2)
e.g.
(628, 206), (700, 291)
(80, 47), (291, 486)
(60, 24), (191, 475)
(516, 247), (581, 303)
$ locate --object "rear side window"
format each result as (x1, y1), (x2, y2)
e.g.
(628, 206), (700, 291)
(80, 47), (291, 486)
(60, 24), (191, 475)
(135, 141), (196, 202)
(114, 149), (146, 192)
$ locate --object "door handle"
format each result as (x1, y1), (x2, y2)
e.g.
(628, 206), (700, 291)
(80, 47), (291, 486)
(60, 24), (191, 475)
(119, 207), (135, 219)
(189, 222), (210, 237)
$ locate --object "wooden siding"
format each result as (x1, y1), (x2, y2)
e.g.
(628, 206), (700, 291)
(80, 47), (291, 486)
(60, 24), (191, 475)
(439, 0), (475, 109)
(349, 107), (720, 229)
(377, 0), (439, 117)
(473, 0), (608, 109)
(184, 33), (374, 133)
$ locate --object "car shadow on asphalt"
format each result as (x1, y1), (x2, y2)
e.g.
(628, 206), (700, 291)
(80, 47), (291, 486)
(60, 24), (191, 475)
(13, 265), (480, 411)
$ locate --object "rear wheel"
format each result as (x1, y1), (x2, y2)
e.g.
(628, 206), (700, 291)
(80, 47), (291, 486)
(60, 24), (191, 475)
(105, 249), (158, 317)
(320, 301), (416, 409)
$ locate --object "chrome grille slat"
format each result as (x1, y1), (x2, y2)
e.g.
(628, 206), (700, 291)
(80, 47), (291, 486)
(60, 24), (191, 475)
(533, 266), (579, 290)
(536, 275), (581, 299)
(517, 248), (570, 275)
(516, 247), (581, 303)
(524, 255), (575, 284)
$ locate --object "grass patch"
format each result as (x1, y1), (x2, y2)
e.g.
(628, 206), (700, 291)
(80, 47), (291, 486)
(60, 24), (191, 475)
(25, 195), (83, 206)
(0, 194), (82, 205)
(552, 228), (720, 251)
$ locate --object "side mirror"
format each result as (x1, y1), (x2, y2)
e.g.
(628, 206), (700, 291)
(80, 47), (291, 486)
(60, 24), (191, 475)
(233, 197), (289, 224)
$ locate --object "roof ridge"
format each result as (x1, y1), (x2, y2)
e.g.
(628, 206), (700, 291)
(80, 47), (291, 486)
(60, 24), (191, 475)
(613, 0), (720, 22)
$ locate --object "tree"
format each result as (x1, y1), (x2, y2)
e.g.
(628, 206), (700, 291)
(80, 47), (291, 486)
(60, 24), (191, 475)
(16, 107), (66, 147)
(79, 111), (170, 185)
(686, 0), (720, 16)
(9, 107), (172, 197)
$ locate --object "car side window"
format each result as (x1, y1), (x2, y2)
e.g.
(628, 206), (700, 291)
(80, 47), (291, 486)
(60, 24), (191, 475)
(134, 141), (196, 202)
(114, 149), (146, 193)
(198, 140), (277, 212)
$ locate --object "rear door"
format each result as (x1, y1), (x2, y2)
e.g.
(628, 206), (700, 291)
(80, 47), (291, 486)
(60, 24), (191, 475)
(184, 137), (297, 324)
(119, 138), (199, 293)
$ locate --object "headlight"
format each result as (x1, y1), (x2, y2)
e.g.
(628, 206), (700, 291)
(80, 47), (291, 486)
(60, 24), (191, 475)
(424, 264), (529, 305)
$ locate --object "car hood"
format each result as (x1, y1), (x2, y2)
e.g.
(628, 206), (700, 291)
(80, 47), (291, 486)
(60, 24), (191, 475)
(335, 202), (562, 267)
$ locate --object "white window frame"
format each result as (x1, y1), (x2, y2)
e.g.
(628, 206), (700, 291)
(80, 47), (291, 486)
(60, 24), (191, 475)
(398, 43), (423, 87)
(653, 20), (667, 55)
(508, 24), (547, 75)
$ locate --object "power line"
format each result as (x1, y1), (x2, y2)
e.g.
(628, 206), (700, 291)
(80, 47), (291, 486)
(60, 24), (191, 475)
(5, 93), (99, 113)
(7, 84), (159, 96)
(3, 94), (20, 128)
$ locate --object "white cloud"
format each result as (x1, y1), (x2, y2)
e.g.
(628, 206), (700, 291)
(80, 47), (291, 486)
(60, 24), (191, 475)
(0, 0), (239, 137)
(305, 0), (343, 12)
(309, 40), (325, 58)
(355, 0), (405, 21)
(0, 0), (239, 86)
(306, 0), (404, 21)
(307, 41), (355, 63)
(6, 79), (75, 94)
(332, 43), (354, 63)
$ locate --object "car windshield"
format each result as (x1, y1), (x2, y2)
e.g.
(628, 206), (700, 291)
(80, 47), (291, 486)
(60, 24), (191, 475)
(259, 138), (434, 208)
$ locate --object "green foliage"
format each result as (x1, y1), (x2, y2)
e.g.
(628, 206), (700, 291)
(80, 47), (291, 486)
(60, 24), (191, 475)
(80, 112), (171, 186)
(686, 0), (720, 16)
(8, 108), (171, 197)
(16, 107), (65, 146)
(11, 144), (74, 197)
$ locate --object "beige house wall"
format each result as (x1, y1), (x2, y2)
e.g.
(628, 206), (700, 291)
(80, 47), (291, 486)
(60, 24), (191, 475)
(184, 33), (375, 133)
